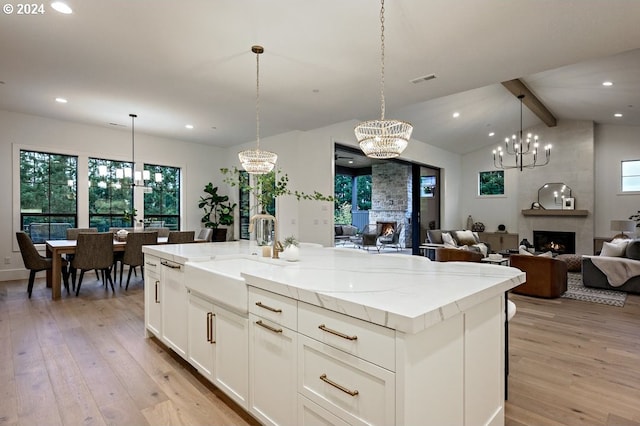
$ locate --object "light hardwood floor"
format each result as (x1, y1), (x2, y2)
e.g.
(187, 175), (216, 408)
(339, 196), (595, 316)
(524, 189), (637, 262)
(1, 274), (639, 425)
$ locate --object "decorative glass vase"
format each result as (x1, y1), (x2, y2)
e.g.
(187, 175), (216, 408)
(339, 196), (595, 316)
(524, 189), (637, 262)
(254, 218), (273, 246)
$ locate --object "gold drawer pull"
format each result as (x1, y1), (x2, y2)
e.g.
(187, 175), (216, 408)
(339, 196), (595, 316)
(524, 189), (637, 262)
(145, 261), (157, 267)
(318, 324), (357, 341)
(319, 374), (359, 397)
(255, 320), (283, 334)
(160, 260), (181, 269)
(255, 301), (282, 313)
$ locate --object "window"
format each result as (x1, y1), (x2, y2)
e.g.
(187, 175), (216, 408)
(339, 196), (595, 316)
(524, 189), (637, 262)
(88, 157), (134, 231)
(622, 160), (640, 192)
(20, 150), (78, 242)
(479, 170), (504, 196)
(143, 163), (181, 230)
(420, 176), (436, 197)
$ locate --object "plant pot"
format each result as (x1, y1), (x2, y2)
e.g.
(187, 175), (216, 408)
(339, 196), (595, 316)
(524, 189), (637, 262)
(212, 228), (227, 242)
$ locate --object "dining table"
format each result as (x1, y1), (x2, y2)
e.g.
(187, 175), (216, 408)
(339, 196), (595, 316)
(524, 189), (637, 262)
(45, 237), (169, 300)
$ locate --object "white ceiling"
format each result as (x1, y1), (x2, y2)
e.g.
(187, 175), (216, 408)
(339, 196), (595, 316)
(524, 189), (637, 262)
(1, 0), (639, 155)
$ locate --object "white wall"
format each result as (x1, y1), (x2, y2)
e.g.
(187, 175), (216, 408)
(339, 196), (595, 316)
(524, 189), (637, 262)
(1, 109), (226, 280)
(594, 124), (640, 237)
(461, 120), (597, 254)
(2, 111), (463, 280)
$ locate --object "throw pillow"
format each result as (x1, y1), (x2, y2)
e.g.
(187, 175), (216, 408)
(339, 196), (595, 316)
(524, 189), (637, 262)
(518, 245), (534, 256)
(600, 240), (628, 257)
(626, 239), (640, 260)
(427, 229), (443, 244)
(454, 230), (477, 246)
(442, 232), (457, 247)
(334, 226), (343, 236)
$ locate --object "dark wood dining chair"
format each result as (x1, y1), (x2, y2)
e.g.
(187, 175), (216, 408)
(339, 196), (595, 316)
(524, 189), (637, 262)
(119, 231), (158, 289)
(167, 231), (195, 244)
(16, 231), (70, 298)
(71, 232), (115, 296)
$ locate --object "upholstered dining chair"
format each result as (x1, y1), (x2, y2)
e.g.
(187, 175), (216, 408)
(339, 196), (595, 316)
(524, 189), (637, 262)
(67, 227), (99, 279)
(71, 232), (115, 296)
(167, 231), (195, 244)
(197, 228), (213, 242)
(118, 231), (158, 289)
(16, 231), (70, 298)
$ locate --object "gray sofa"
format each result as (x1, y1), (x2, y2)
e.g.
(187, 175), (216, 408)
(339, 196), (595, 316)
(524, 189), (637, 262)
(582, 238), (640, 294)
(424, 229), (491, 260)
(334, 224), (359, 245)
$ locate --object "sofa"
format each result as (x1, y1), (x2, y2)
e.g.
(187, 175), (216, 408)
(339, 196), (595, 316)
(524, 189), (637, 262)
(334, 224), (359, 246)
(582, 238), (640, 294)
(425, 229), (490, 259)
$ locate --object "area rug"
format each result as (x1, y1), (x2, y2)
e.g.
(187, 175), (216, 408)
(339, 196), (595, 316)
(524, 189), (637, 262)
(561, 273), (627, 307)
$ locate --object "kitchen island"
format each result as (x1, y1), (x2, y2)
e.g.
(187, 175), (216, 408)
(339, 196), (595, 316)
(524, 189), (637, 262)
(143, 241), (525, 426)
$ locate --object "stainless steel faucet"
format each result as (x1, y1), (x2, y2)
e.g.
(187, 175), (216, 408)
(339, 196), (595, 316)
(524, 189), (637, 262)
(249, 213), (282, 259)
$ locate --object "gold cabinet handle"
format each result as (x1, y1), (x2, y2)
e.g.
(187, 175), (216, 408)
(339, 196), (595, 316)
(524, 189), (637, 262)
(160, 260), (181, 269)
(154, 280), (160, 303)
(255, 320), (282, 334)
(255, 301), (282, 313)
(318, 324), (357, 341)
(319, 374), (359, 396)
(145, 261), (157, 267)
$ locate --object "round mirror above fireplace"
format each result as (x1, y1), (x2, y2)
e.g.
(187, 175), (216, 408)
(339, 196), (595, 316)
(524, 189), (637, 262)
(538, 183), (572, 210)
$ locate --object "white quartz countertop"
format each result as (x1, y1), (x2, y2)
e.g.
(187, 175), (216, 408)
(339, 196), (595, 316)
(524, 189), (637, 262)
(144, 241), (525, 334)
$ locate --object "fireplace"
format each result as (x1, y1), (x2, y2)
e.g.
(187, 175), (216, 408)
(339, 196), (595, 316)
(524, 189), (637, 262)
(377, 221), (396, 237)
(533, 230), (576, 254)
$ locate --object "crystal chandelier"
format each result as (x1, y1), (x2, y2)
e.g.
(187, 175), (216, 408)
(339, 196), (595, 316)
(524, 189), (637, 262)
(493, 95), (551, 171)
(355, 0), (413, 159)
(238, 45), (278, 174)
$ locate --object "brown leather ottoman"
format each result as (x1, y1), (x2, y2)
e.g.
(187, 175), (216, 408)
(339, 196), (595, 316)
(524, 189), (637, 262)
(556, 254), (582, 272)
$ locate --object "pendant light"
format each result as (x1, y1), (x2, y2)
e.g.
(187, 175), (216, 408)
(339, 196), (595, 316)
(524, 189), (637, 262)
(238, 45), (278, 174)
(355, 0), (413, 159)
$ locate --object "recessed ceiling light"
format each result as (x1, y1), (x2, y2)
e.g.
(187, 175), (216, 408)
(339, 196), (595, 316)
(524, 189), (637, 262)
(488, 132), (495, 137)
(55, 97), (67, 103)
(614, 113), (623, 118)
(602, 81), (613, 87)
(185, 124), (194, 129)
(452, 112), (460, 118)
(348, 160), (354, 164)
(51, 2), (72, 14)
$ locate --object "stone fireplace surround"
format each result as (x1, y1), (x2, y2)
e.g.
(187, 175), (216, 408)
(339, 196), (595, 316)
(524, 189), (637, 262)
(370, 162), (412, 248)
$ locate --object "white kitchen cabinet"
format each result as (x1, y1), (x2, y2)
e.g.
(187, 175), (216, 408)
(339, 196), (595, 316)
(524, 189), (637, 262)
(188, 291), (249, 408)
(212, 304), (249, 409)
(188, 292), (215, 380)
(160, 259), (188, 358)
(248, 288), (298, 426)
(298, 395), (350, 426)
(143, 255), (161, 337)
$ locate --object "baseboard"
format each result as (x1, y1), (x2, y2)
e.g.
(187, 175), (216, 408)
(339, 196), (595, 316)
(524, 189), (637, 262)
(0, 268), (32, 282)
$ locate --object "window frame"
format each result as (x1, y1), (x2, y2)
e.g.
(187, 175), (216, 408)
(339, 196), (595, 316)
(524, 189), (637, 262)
(143, 163), (181, 230)
(19, 149), (78, 243)
(88, 157), (135, 231)
(478, 170), (505, 197)
(621, 159), (640, 193)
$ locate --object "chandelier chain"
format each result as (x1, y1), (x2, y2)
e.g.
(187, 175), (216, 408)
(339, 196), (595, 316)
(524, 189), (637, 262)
(256, 50), (260, 149)
(379, 0), (385, 121)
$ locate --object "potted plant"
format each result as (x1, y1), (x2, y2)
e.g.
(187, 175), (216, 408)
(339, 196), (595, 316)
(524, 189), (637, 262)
(198, 183), (237, 242)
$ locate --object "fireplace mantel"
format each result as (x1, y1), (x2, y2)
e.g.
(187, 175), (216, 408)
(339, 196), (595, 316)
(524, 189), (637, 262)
(521, 209), (589, 217)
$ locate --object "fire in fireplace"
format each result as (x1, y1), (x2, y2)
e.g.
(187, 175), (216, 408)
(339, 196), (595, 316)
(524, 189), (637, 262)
(377, 221), (396, 237)
(533, 230), (576, 254)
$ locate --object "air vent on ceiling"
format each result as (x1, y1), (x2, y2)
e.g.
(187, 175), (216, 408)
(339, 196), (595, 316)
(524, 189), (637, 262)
(410, 73), (436, 84)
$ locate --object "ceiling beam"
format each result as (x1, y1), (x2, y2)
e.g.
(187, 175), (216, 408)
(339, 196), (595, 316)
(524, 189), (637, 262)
(501, 79), (557, 127)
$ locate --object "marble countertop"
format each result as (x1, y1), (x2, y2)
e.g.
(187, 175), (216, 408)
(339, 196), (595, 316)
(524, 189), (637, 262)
(144, 242), (525, 334)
